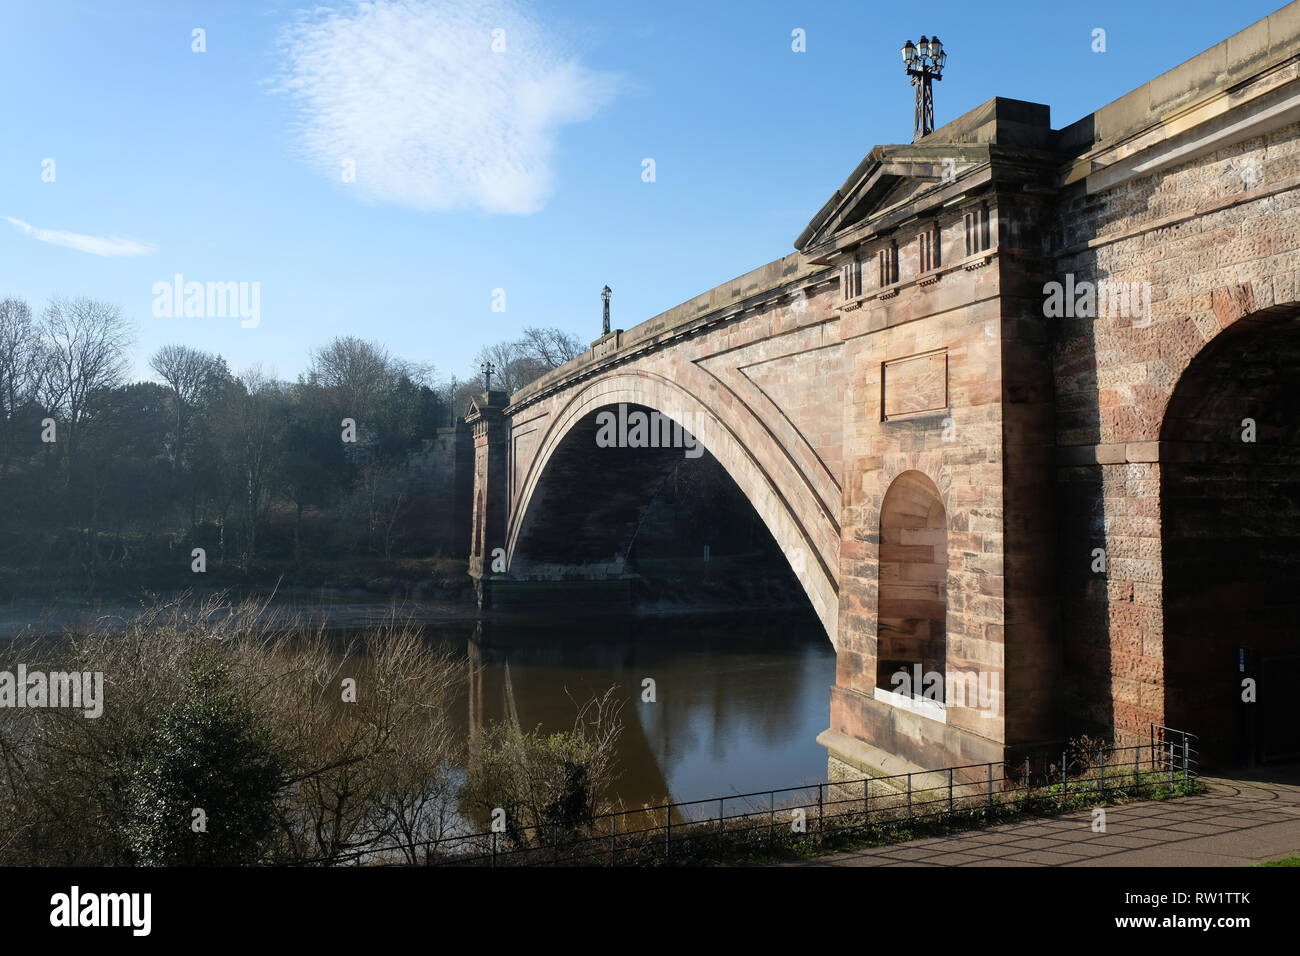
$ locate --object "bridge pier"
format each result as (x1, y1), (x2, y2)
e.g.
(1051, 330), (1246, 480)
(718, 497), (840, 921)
(465, 388), (508, 610)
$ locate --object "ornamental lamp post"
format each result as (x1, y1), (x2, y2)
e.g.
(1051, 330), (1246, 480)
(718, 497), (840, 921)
(601, 284), (612, 336)
(902, 35), (946, 141)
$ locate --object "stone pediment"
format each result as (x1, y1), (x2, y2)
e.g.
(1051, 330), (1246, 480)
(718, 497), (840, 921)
(795, 98), (1052, 263)
(795, 142), (990, 263)
(465, 388), (509, 421)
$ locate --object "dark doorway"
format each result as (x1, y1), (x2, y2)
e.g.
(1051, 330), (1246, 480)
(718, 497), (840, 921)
(1160, 307), (1300, 768)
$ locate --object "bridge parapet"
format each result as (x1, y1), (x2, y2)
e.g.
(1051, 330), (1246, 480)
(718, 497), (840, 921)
(508, 252), (827, 413)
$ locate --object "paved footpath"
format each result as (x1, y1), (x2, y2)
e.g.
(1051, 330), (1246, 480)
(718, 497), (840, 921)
(793, 768), (1300, 867)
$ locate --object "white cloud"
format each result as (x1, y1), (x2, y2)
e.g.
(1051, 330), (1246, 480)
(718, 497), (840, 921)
(3, 217), (156, 257)
(273, 0), (618, 215)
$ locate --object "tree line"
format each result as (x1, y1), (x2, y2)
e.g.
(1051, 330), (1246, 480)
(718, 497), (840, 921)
(0, 295), (584, 598)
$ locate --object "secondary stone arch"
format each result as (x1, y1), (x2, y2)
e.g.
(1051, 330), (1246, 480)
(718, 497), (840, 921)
(1157, 303), (1300, 766)
(505, 371), (839, 644)
(875, 470), (949, 696)
(878, 453), (957, 520)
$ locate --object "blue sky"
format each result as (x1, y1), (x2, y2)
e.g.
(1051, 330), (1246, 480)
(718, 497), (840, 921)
(0, 0), (1285, 384)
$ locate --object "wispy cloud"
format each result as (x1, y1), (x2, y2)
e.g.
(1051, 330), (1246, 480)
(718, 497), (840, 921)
(4, 217), (156, 257)
(273, 0), (618, 215)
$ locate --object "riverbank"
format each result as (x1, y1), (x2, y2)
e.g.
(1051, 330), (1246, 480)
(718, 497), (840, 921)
(0, 595), (836, 860)
(0, 547), (814, 639)
(0, 586), (814, 639)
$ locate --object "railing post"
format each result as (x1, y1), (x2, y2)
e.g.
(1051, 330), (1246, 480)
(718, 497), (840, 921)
(1182, 736), (1190, 785)
(987, 762), (993, 807)
(907, 773), (913, 818)
(719, 797), (725, 836)
(665, 806), (671, 863)
(1098, 745), (1105, 796)
(1168, 741), (1175, 790)
(948, 768), (954, 813)
(1061, 750), (1067, 808)
(492, 830), (497, 868)
(864, 777), (870, 823)
(817, 784), (824, 840)
(610, 812), (616, 867)
(1024, 756), (1030, 792)
(769, 790), (775, 847)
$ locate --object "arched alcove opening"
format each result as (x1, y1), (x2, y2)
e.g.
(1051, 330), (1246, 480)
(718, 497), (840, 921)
(876, 470), (948, 698)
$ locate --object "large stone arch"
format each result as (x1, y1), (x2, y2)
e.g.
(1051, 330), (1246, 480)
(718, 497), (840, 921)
(1158, 303), (1300, 766)
(506, 371), (839, 644)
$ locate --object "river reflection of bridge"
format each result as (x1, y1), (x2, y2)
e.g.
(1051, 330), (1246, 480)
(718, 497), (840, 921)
(458, 610), (833, 808)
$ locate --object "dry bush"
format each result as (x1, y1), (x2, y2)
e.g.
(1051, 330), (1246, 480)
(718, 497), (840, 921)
(0, 594), (464, 865)
(258, 611), (464, 863)
(462, 685), (624, 847)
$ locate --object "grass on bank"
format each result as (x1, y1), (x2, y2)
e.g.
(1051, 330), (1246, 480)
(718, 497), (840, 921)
(429, 748), (1205, 867)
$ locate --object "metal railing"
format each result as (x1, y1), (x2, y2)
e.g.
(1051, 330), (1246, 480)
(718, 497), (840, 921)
(300, 724), (1199, 867)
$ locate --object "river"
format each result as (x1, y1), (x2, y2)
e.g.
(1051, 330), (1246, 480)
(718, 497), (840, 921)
(445, 607), (834, 808)
(0, 597), (835, 810)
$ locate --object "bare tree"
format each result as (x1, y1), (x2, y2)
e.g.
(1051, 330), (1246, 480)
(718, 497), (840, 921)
(472, 338), (540, 396)
(306, 336), (397, 422)
(150, 344), (225, 470)
(40, 296), (133, 472)
(0, 298), (48, 474)
(471, 326), (584, 400)
(214, 366), (286, 572)
(520, 326), (583, 371)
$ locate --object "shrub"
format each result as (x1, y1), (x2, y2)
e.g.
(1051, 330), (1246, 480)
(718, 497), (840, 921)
(463, 687), (623, 847)
(124, 659), (282, 865)
(0, 595), (464, 866)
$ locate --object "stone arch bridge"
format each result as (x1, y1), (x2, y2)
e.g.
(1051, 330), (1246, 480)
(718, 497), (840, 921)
(466, 3), (1300, 776)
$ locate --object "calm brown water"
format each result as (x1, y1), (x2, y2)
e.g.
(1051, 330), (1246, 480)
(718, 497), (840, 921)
(438, 608), (835, 808)
(0, 600), (835, 810)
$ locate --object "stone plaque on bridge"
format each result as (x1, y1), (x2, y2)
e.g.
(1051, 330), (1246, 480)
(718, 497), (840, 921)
(881, 350), (948, 419)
